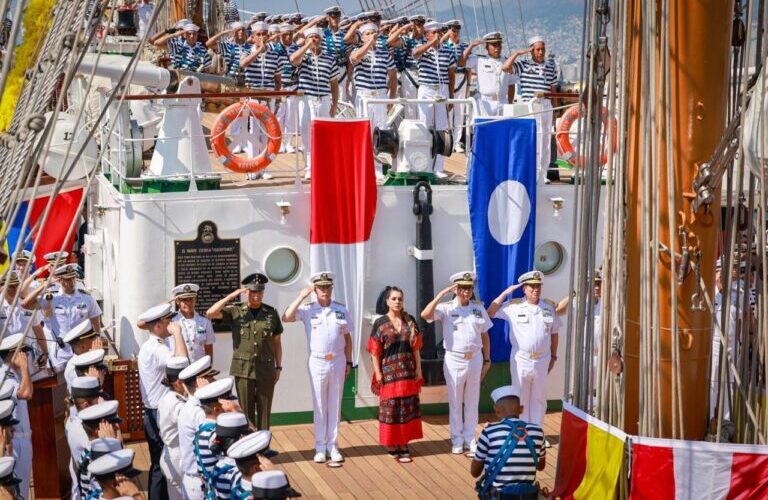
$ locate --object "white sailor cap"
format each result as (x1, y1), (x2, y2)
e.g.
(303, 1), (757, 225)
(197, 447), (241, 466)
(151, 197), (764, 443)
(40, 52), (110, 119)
(324, 5), (342, 15)
(0, 333), (24, 353)
(517, 270), (543, 285)
(71, 376), (101, 398)
(483, 31), (503, 43)
(303, 26), (323, 37)
(43, 251), (69, 263)
(268, 24), (281, 33)
(252, 11), (268, 20)
(251, 470), (301, 499)
(408, 15), (425, 22)
(310, 271), (335, 285)
(423, 21), (443, 32)
(227, 430), (272, 460)
(0, 457), (18, 487)
(179, 354), (218, 382)
(358, 22), (378, 35)
(230, 21), (245, 31)
(165, 356), (189, 379)
(250, 21), (268, 32)
(450, 271), (476, 286)
(53, 263), (79, 278)
(72, 349), (106, 372)
(527, 35), (545, 46)
(138, 303), (174, 324)
(195, 377), (237, 404)
(14, 249), (32, 262)
(446, 19), (462, 27)
(63, 319), (99, 344)
(78, 400), (121, 426)
(172, 283), (199, 299)
(88, 449), (140, 480)
(89, 437), (123, 460)
(265, 15), (276, 23)
(216, 412), (250, 438)
(363, 10), (381, 18)
(174, 18), (191, 28)
(183, 23), (200, 32)
(279, 23), (294, 33)
(0, 381), (13, 400)
(0, 400), (18, 427)
(490, 385), (518, 403)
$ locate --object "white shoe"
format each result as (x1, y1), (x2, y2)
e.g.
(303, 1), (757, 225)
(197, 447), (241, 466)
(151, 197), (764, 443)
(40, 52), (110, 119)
(451, 446), (463, 455)
(285, 144), (296, 153)
(467, 440), (477, 454)
(232, 145), (244, 154)
(304, 171), (312, 180)
(329, 449), (343, 463)
(435, 171), (448, 179)
(261, 172), (273, 180)
(453, 144), (465, 153)
(313, 452), (327, 463)
(544, 438), (552, 449)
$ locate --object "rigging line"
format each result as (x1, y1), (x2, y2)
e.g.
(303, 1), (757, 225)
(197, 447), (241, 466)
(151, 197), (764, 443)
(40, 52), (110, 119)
(494, 0), (512, 53)
(478, 0), (490, 35)
(516, 0), (526, 47)
(0, 0), (31, 107)
(455, 0), (470, 41)
(470, 0), (485, 38)
(448, 0), (458, 20)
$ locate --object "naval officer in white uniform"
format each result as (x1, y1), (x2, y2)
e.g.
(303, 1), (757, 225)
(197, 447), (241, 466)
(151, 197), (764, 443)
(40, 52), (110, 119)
(137, 303), (189, 500)
(168, 283), (215, 362)
(466, 32), (516, 116)
(489, 271), (559, 425)
(62, 319), (104, 390)
(283, 271), (353, 464)
(157, 356), (189, 500)
(421, 271), (492, 454)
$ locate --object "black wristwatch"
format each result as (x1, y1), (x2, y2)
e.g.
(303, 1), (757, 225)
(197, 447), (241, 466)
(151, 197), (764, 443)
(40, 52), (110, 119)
(275, 366), (282, 371)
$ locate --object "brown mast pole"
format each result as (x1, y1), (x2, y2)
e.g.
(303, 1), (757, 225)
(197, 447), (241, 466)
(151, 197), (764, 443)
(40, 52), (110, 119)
(624, 0), (733, 438)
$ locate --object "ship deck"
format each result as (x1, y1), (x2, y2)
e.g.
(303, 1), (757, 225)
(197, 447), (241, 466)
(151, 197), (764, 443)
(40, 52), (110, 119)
(122, 412), (561, 499)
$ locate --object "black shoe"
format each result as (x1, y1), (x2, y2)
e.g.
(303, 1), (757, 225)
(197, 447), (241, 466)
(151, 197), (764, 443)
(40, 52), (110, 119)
(263, 448), (279, 458)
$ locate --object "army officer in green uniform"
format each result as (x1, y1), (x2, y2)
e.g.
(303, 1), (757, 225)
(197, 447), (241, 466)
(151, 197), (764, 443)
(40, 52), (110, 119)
(207, 272), (283, 436)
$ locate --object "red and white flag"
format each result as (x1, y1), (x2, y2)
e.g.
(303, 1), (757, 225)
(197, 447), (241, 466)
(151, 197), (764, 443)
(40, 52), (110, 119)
(630, 437), (768, 499)
(310, 119), (377, 362)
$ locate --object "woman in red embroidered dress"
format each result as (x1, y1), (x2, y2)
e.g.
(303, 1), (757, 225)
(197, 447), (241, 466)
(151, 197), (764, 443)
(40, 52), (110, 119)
(368, 286), (423, 462)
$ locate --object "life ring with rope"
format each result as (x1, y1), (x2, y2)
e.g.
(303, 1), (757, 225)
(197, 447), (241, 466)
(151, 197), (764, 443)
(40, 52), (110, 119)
(211, 100), (282, 173)
(555, 104), (617, 167)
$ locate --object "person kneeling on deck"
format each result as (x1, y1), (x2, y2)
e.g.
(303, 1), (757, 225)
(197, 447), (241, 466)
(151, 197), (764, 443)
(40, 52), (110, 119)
(471, 386), (545, 500)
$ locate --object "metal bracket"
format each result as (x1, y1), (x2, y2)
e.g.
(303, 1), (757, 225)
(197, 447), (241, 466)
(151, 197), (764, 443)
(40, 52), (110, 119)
(407, 247), (434, 261)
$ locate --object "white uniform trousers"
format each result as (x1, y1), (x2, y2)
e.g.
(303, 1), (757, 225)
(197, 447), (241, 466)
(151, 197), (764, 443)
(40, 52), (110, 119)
(399, 69), (419, 119)
(182, 473), (204, 500)
(356, 89), (388, 130)
(13, 435), (31, 499)
(476, 95), (504, 117)
(307, 353), (346, 453)
(710, 338), (733, 420)
(298, 95), (332, 175)
(514, 353), (549, 425)
(451, 75), (469, 145)
(417, 83), (450, 174)
(161, 445), (184, 500)
(443, 350), (482, 447)
(277, 93), (298, 150)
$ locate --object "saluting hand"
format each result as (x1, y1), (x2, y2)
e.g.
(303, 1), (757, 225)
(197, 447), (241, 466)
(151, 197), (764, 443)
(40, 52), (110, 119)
(439, 284), (457, 298)
(300, 284), (315, 299)
(98, 421), (117, 439)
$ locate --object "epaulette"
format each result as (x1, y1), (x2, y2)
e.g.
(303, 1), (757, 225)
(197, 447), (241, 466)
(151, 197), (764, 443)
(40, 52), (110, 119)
(78, 288), (91, 295)
(332, 300), (346, 307)
(508, 298), (524, 305)
(261, 303), (276, 311)
(471, 299), (485, 306)
(543, 299), (556, 308)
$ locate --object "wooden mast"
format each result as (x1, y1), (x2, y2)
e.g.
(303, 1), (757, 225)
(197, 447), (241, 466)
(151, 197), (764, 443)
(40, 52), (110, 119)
(624, 0), (733, 438)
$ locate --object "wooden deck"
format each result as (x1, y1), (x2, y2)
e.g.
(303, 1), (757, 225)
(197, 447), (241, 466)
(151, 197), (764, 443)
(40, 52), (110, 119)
(127, 412), (562, 499)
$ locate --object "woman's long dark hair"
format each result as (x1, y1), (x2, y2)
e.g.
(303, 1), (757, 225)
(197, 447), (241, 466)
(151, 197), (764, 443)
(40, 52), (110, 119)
(376, 286), (418, 340)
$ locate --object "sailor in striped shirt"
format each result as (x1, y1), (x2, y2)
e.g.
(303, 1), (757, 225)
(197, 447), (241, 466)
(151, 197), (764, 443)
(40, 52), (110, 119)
(351, 24), (396, 128)
(206, 22), (250, 78)
(150, 19), (192, 68)
(276, 24), (300, 153)
(290, 26), (340, 178)
(471, 386), (545, 498)
(215, 430), (272, 500)
(171, 23), (212, 71)
(502, 35), (558, 102)
(387, 15), (427, 118)
(413, 21), (456, 178)
(445, 20), (471, 153)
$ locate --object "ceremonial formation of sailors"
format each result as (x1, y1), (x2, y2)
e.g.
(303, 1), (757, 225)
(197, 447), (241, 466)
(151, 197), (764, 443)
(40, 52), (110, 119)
(143, 8), (560, 180)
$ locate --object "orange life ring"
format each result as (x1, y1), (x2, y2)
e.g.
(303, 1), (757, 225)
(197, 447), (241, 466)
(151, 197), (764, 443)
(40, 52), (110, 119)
(211, 101), (282, 173)
(555, 104), (617, 167)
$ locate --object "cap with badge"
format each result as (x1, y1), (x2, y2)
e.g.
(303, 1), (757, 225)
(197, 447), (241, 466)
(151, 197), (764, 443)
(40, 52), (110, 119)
(446, 19), (462, 28)
(90, 437), (123, 460)
(44, 251), (69, 264)
(53, 263), (79, 279)
(172, 283), (199, 299)
(0, 271), (19, 287)
(252, 11), (268, 21)
(490, 385), (518, 403)
(594, 269), (603, 282)
(216, 412), (250, 438)
(424, 21), (443, 32)
(251, 470), (302, 499)
(195, 377), (237, 404)
(166, 356), (190, 380)
(310, 271), (334, 286)
(408, 15), (425, 22)
(78, 400), (122, 426)
(178, 354), (219, 382)
(63, 319), (100, 345)
(517, 270), (543, 285)
(14, 249), (32, 262)
(0, 400), (18, 427)
(72, 349), (107, 375)
(324, 6), (342, 15)
(228, 430), (272, 461)
(0, 333), (24, 354)
(483, 31), (503, 43)
(0, 457), (19, 486)
(527, 35), (545, 46)
(71, 376), (101, 399)
(138, 303), (174, 325)
(88, 449), (141, 480)
(450, 271), (476, 286)
(242, 273), (268, 292)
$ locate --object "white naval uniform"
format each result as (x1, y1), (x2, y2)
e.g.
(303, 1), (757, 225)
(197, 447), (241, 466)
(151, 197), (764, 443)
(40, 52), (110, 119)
(499, 299), (560, 425)
(178, 396), (206, 499)
(469, 54), (515, 116)
(39, 288), (101, 364)
(710, 289), (738, 420)
(0, 364), (32, 499)
(295, 301), (350, 454)
(431, 299), (491, 448)
(65, 414), (89, 500)
(158, 390), (187, 500)
(138, 334), (172, 409)
(167, 312), (214, 362)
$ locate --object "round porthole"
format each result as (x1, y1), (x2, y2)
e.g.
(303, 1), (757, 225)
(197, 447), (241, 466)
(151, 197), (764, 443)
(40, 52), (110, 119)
(265, 247), (301, 284)
(534, 241), (566, 275)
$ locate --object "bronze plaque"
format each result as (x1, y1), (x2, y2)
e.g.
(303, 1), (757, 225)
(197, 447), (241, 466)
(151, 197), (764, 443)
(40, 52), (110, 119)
(174, 221), (240, 312)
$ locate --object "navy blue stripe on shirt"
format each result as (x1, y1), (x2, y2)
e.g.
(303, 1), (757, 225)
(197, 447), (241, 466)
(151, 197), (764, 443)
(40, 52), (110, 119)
(474, 419), (545, 487)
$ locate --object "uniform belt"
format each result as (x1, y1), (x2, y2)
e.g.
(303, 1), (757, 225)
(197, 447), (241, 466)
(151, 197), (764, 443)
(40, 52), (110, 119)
(358, 89), (386, 96)
(447, 349), (481, 360)
(518, 350), (547, 360)
(310, 351), (345, 360)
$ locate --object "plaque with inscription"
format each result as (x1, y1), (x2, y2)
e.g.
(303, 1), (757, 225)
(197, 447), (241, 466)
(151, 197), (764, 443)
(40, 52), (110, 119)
(175, 221), (240, 316)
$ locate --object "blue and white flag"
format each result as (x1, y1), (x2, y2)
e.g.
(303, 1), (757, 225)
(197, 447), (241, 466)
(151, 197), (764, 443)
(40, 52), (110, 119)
(468, 118), (537, 361)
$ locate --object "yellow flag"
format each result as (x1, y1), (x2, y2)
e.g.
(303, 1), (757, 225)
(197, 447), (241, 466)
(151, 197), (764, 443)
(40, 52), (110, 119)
(572, 421), (625, 500)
